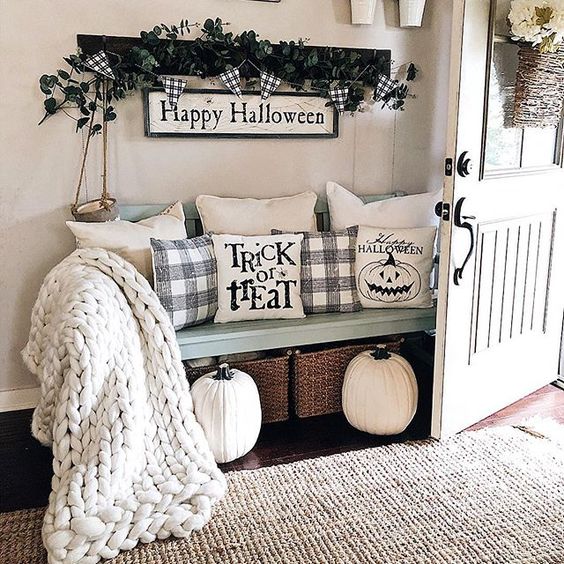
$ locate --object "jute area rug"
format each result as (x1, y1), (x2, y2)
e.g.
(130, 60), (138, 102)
(2, 422), (563, 564)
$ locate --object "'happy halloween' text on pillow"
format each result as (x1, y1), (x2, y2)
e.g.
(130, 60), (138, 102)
(355, 226), (436, 309)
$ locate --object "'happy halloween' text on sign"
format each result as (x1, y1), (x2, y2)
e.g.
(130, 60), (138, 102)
(144, 89), (338, 138)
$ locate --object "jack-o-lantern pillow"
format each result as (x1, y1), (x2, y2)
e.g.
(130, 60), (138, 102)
(355, 226), (436, 309)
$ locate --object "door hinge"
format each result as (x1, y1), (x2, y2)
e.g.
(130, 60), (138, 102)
(445, 158), (453, 176)
(435, 201), (451, 222)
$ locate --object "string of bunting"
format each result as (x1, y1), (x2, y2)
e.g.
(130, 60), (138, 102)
(84, 49), (410, 113)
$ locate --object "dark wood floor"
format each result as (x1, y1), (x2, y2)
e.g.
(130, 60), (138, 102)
(1, 378), (562, 513)
(221, 383), (564, 471)
(468, 383), (564, 430)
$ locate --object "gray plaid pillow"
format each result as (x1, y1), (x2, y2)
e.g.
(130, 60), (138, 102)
(151, 235), (217, 329)
(272, 227), (361, 314)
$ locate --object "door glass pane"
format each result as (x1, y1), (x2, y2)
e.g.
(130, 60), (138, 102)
(484, 42), (522, 171)
(483, 1), (561, 175)
(494, 0), (511, 36)
(521, 128), (558, 167)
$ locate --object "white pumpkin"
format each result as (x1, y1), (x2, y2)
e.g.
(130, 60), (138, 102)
(191, 363), (262, 463)
(342, 348), (418, 435)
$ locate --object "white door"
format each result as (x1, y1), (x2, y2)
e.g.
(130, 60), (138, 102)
(432, 0), (564, 438)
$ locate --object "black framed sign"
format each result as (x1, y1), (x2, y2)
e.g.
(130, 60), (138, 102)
(143, 88), (339, 139)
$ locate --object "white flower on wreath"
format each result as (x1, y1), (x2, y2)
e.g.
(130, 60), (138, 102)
(508, 0), (564, 52)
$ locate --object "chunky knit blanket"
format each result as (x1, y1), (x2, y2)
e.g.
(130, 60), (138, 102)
(22, 248), (226, 564)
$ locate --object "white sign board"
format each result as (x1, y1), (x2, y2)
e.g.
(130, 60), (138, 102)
(144, 89), (338, 138)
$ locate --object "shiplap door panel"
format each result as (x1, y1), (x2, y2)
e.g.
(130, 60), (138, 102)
(431, 0), (563, 438)
(469, 212), (555, 361)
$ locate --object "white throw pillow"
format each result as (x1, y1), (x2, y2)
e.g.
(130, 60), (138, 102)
(355, 225), (437, 309)
(196, 192), (318, 235)
(326, 182), (441, 230)
(67, 202), (187, 281)
(213, 233), (305, 323)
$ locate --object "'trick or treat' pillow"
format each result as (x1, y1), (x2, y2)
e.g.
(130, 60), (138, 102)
(355, 226), (436, 309)
(213, 234), (305, 323)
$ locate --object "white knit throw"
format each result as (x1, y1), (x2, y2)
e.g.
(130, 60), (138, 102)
(22, 248), (226, 564)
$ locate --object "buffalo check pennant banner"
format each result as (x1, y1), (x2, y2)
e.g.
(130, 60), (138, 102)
(329, 86), (349, 114)
(159, 76), (187, 108)
(219, 68), (242, 98)
(84, 50), (115, 80)
(260, 71), (282, 101)
(374, 74), (397, 101)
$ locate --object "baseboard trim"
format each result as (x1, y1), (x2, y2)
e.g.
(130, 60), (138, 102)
(0, 387), (40, 412)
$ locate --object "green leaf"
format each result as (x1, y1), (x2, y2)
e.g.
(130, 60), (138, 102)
(535, 6), (553, 26)
(203, 18), (215, 32)
(153, 25), (162, 36)
(44, 97), (57, 113)
(58, 69), (70, 80)
(539, 33), (558, 53)
(80, 81), (90, 92)
(76, 116), (90, 131)
(146, 31), (159, 46)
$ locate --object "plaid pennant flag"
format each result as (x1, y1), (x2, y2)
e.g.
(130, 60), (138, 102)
(329, 86), (349, 114)
(260, 71), (282, 101)
(374, 74), (397, 101)
(159, 76), (187, 108)
(219, 68), (242, 98)
(84, 50), (115, 80)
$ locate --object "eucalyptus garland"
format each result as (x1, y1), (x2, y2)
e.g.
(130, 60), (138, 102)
(39, 18), (417, 134)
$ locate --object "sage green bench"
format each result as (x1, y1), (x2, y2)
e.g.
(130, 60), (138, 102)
(120, 194), (437, 360)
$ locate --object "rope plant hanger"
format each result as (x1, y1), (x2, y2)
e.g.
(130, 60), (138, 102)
(71, 77), (118, 222)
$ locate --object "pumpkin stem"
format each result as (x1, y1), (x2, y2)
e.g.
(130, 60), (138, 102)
(370, 347), (391, 360)
(215, 363), (234, 381)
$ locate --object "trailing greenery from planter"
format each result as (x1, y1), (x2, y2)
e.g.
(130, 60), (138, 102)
(39, 18), (417, 133)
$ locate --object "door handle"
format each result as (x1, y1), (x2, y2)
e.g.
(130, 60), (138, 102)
(453, 197), (475, 286)
(456, 151), (473, 177)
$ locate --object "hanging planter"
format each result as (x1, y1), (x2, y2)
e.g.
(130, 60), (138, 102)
(513, 46), (564, 128)
(71, 198), (119, 223)
(398, 0), (427, 28)
(350, 0), (377, 25)
(71, 78), (119, 222)
(508, 1), (564, 128)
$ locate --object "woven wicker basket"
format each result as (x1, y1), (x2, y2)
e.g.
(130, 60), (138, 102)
(292, 337), (403, 418)
(185, 352), (290, 423)
(513, 46), (564, 128)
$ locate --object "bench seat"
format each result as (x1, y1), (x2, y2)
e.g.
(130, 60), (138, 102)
(176, 306), (436, 360)
(119, 196), (437, 361)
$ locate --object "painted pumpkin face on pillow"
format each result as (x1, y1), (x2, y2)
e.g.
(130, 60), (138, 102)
(360, 253), (421, 303)
(355, 226), (436, 309)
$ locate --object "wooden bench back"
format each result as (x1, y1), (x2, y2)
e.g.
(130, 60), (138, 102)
(119, 192), (405, 237)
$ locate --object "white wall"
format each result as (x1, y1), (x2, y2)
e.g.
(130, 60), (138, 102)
(0, 0), (452, 395)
